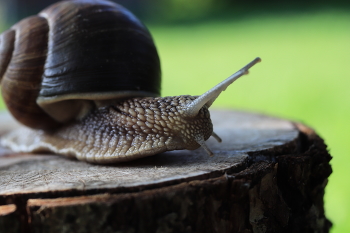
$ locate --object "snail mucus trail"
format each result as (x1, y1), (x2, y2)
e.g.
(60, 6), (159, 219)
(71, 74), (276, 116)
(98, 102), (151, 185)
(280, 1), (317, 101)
(0, 0), (261, 164)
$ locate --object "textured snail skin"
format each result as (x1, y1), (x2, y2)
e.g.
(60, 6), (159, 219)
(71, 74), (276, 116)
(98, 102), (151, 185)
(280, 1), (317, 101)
(1, 96), (213, 164)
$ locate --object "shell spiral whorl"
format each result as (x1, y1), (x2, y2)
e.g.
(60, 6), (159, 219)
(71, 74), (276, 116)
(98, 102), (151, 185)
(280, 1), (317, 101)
(0, 0), (161, 130)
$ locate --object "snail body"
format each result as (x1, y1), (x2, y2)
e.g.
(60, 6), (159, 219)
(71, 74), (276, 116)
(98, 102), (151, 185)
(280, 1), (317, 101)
(4, 96), (213, 163)
(0, 0), (260, 164)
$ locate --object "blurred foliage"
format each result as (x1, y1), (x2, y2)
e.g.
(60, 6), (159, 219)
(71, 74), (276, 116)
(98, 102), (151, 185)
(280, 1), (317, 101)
(146, 0), (350, 23)
(2, 0), (350, 25)
(0, 0), (350, 232)
(147, 0), (226, 22)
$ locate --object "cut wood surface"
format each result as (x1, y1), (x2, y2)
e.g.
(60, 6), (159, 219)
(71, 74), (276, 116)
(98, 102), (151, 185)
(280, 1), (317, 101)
(0, 110), (298, 196)
(0, 110), (332, 233)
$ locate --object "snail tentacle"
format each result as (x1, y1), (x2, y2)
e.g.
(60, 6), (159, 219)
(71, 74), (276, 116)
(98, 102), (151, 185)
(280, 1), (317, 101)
(183, 57), (261, 118)
(211, 132), (222, 143)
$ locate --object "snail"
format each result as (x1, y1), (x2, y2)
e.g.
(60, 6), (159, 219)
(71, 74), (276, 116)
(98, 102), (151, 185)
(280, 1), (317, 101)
(0, 0), (261, 164)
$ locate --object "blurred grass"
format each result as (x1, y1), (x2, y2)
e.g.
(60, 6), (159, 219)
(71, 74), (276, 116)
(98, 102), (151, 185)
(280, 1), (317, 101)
(149, 10), (350, 232)
(0, 7), (349, 232)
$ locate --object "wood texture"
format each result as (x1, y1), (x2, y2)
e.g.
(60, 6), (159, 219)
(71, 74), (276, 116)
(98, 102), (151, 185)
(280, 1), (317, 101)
(0, 204), (19, 233)
(0, 110), (332, 233)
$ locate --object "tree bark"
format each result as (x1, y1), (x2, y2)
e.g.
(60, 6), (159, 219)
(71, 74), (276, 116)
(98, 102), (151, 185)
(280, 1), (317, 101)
(0, 110), (332, 233)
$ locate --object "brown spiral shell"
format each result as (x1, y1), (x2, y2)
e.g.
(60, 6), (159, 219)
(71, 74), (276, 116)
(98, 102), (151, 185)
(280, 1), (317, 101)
(0, 0), (161, 130)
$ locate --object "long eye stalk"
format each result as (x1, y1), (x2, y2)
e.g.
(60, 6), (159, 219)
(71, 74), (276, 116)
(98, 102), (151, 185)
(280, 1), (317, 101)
(184, 57), (261, 156)
(184, 57), (261, 118)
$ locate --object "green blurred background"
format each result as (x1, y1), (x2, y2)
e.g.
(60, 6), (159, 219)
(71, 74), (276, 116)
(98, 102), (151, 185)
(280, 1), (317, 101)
(0, 0), (349, 232)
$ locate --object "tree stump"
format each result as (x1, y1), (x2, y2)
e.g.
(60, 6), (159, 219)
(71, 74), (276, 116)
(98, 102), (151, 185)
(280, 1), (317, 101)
(0, 110), (332, 233)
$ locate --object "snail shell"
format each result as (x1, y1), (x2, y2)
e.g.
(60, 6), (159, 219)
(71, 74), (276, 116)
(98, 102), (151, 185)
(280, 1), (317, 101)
(0, 0), (161, 129)
(0, 0), (261, 164)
